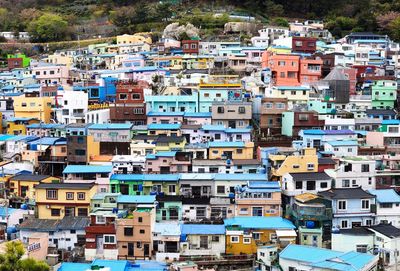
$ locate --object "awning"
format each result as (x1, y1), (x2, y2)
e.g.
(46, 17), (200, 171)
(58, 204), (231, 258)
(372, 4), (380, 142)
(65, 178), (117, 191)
(276, 230), (297, 238)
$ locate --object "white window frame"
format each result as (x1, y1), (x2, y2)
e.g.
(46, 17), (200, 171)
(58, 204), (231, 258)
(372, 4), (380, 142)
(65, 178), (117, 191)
(341, 220), (349, 229)
(338, 200), (347, 210)
(96, 215), (106, 224)
(243, 237), (251, 244)
(104, 235), (116, 244)
(230, 236), (239, 243)
(66, 192), (74, 200)
(361, 199), (370, 210)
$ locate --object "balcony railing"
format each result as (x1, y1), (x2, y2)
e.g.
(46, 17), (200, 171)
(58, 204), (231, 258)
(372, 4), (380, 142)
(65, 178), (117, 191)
(286, 206), (332, 221)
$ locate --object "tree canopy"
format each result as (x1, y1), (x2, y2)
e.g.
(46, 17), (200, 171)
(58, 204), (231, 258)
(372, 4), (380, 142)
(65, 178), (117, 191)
(0, 241), (49, 271)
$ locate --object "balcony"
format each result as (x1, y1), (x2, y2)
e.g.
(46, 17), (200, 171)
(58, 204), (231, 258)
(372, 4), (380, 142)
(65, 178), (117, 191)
(38, 156), (67, 163)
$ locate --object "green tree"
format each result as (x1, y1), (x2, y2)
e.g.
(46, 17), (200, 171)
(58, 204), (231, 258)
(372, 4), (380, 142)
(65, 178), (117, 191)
(0, 241), (49, 271)
(28, 13), (68, 42)
(272, 17), (289, 27)
(389, 16), (400, 41)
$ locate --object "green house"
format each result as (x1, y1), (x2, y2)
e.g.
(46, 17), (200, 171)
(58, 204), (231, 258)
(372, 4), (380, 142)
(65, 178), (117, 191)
(110, 174), (145, 195)
(371, 80), (397, 110)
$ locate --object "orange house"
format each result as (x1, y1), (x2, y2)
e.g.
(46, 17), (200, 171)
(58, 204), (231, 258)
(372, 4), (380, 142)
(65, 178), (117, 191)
(261, 51), (322, 86)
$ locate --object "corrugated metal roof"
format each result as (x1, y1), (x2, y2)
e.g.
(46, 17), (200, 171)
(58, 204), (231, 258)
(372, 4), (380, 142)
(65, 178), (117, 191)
(181, 224), (225, 235)
(63, 165), (113, 174)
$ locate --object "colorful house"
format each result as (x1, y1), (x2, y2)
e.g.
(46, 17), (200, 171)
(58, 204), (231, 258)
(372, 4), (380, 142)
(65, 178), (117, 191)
(224, 216), (296, 255)
(35, 182), (97, 219)
(7, 117), (40, 135)
(208, 141), (254, 160)
(12, 96), (53, 123)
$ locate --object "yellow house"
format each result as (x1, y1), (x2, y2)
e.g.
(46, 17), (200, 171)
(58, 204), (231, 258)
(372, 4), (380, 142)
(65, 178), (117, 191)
(154, 136), (186, 152)
(270, 86), (310, 108)
(13, 96), (53, 123)
(46, 53), (74, 69)
(116, 34), (152, 45)
(208, 142), (254, 160)
(270, 148), (318, 181)
(9, 174), (60, 203)
(35, 182), (97, 219)
(224, 217), (296, 255)
(7, 117), (40, 135)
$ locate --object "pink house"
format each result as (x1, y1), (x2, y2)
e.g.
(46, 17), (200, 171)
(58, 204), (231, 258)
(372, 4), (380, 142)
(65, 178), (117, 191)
(31, 63), (69, 85)
(146, 152), (191, 174)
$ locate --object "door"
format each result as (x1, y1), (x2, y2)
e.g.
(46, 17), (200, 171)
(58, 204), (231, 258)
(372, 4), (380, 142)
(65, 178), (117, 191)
(120, 184), (129, 195)
(162, 210), (167, 220)
(144, 244), (149, 257)
(96, 236), (104, 254)
(128, 242), (134, 257)
(252, 207), (263, 216)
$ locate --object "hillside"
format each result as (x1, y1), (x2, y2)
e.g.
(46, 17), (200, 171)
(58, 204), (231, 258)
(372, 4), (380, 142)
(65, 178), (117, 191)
(0, 0), (399, 42)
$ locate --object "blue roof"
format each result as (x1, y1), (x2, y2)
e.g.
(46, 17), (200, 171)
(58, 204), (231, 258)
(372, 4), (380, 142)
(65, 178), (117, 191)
(277, 86), (310, 91)
(201, 125), (226, 131)
(147, 123), (181, 130)
(0, 207), (16, 217)
(368, 189), (400, 203)
(382, 120), (400, 125)
(147, 111), (184, 117)
(63, 165), (113, 174)
(89, 123), (133, 130)
(4, 135), (38, 142)
(181, 224), (225, 235)
(214, 174), (267, 181)
(26, 123), (64, 129)
(302, 129), (355, 135)
(224, 217), (295, 229)
(0, 135), (15, 141)
(111, 174), (179, 182)
(8, 117), (37, 122)
(208, 141), (245, 148)
(280, 244), (377, 271)
(154, 222), (181, 235)
(184, 112), (212, 118)
(117, 195), (156, 204)
(146, 151), (177, 159)
(28, 137), (66, 146)
(225, 128), (252, 133)
(326, 140), (358, 146)
(58, 259), (167, 271)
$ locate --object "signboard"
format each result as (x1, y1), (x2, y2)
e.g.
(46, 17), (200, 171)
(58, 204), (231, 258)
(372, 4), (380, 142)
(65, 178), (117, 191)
(27, 242), (41, 252)
(86, 238), (95, 243)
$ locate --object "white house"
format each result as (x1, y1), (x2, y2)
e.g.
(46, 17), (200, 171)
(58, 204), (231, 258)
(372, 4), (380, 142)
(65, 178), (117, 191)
(19, 216), (89, 251)
(326, 157), (376, 190)
(324, 140), (358, 157)
(153, 222), (181, 262)
(56, 90), (88, 124)
(282, 172), (332, 203)
(180, 224), (225, 256)
(368, 189), (400, 227)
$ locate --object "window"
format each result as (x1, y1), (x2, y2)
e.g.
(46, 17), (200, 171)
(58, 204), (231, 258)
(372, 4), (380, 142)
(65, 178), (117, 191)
(253, 233), (261, 240)
(298, 114), (309, 121)
(338, 200), (347, 210)
(280, 72), (285, 78)
(341, 220), (348, 228)
(138, 217), (143, 223)
(215, 134), (221, 140)
(361, 164), (370, 172)
(347, 148), (353, 153)
(217, 186), (225, 194)
(21, 102), (27, 107)
(78, 208), (88, 216)
(236, 149), (243, 154)
(96, 216), (106, 224)
(365, 219), (372, 226)
(169, 185), (176, 193)
(217, 106), (224, 113)
(133, 108), (144, 114)
(356, 245), (368, 253)
(342, 179), (350, 188)
(104, 235), (116, 244)
(132, 93), (141, 100)
(124, 227), (134, 236)
(46, 190), (58, 200)
(51, 209), (60, 216)
(137, 242), (142, 248)
(66, 192), (74, 200)
(320, 182), (328, 188)
(307, 163), (314, 170)
(212, 236), (220, 242)
(238, 107), (246, 114)
(278, 61), (285, 66)
(243, 238), (251, 244)
(230, 236), (239, 243)
(119, 93), (128, 100)
(361, 199), (370, 210)
(295, 181), (303, 189)
(140, 229), (145, 234)
(381, 203), (393, 208)
(77, 192), (85, 200)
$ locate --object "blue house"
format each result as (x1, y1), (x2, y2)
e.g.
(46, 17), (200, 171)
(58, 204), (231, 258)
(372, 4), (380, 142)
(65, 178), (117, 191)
(319, 188), (376, 230)
(73, 77), (117, 103)
(145, 94), (198, 113)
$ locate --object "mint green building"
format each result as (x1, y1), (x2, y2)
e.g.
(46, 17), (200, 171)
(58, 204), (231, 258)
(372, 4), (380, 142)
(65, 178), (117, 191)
(371, 80), (397, 109)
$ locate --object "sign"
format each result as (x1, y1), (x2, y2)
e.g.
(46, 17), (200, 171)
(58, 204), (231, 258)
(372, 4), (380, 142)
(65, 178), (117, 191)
(86, 238), (95, 243)
(27, 242), (41, 252)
